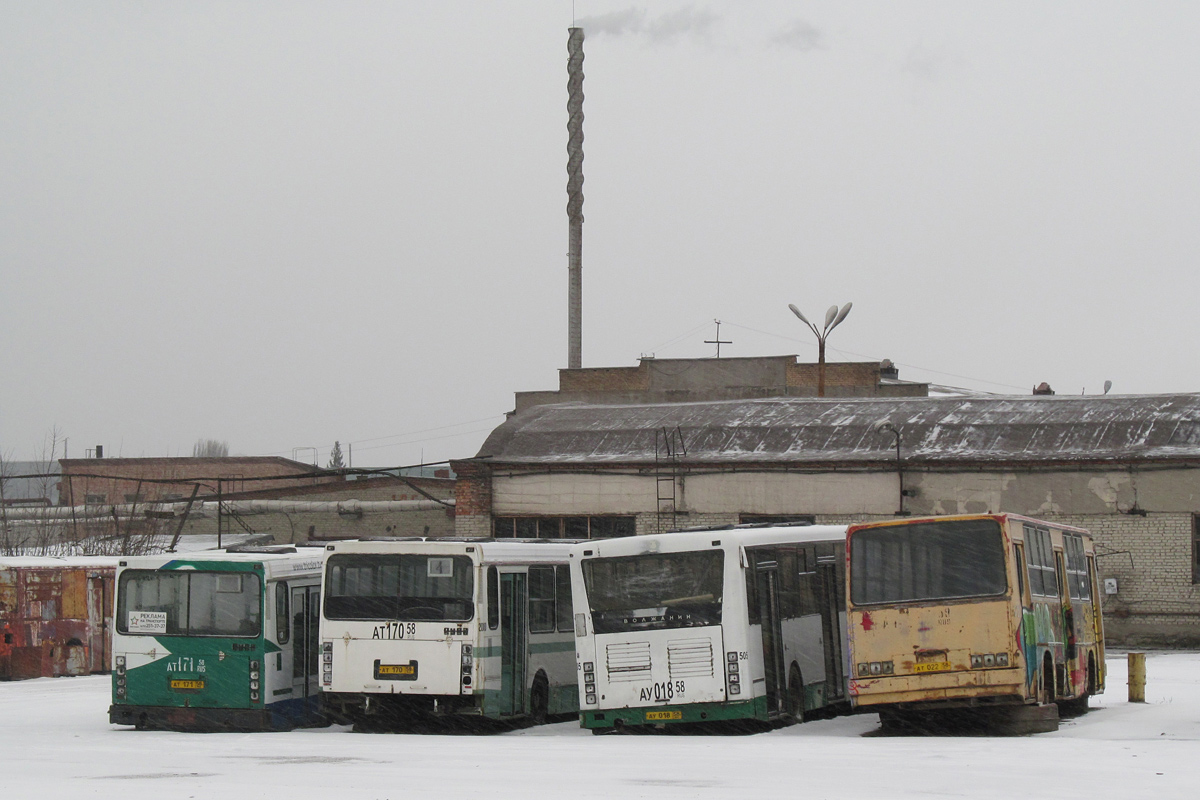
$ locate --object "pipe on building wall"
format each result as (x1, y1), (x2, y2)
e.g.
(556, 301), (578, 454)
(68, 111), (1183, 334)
(0, 499), (454, 522)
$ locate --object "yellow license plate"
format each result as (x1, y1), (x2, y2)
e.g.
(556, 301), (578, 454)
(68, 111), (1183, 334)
(169, 679), (205, 690)
(646, 710), (682, 721)
(378, 664), (416, 676)
(913, 661), (951, 673)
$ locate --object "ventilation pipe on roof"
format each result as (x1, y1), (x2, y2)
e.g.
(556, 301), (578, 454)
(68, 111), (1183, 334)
(1033, 382), (1055, 396)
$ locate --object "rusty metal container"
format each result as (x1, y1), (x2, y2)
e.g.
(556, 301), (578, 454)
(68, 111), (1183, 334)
(0, 558), (117, 680)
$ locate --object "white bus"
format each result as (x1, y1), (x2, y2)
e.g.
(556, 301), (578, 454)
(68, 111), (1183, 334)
(319, 538), (579, 729)
(109, 545), (326, 731)
(570, 524), (849, 732)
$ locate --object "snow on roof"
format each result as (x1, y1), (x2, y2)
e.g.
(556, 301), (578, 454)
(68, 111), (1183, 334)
(475, 393), (1200, 466)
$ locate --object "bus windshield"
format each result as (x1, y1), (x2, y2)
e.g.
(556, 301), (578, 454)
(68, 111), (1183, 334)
(850, 519), (1007, 605)
(324, 554), (474, 621)
(117, 569), (262, 638)
(583, 550), (724, 634)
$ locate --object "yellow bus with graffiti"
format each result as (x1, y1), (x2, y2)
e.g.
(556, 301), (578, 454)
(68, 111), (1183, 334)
(846, 514), (1104, 731)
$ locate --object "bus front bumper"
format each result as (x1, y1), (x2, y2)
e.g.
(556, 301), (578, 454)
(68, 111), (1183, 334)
(582, 697), (767, 729)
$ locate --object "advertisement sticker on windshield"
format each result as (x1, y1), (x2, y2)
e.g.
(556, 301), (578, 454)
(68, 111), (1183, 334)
(128, 611), (168, 634)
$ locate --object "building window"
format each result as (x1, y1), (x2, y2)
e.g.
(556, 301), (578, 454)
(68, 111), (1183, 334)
(84, 494), (106, 504)
(492, 515), (635, 539)
(124, 493), (144, 503)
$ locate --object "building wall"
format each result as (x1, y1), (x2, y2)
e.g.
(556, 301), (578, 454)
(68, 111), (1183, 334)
(168, 506), (456, 544)
(515, 357), (928, 412)
(465, 465), (1200, 646)
(59, 457), (339, 506)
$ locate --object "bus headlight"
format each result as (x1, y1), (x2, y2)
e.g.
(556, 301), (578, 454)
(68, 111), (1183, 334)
(250, 670), (260, 680)
(585, 693), (597, 705)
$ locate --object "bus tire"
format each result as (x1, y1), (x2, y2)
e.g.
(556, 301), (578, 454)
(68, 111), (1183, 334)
(787, 665), (805, 723)
(1059, 653), (1095, 717)
(1040, 654), (1056, 706)
(530, 673), (549, 725)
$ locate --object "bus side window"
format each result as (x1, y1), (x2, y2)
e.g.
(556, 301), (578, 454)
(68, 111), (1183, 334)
(1013, 545), (1026, 605)
(487, 566), (499, 630)
(529, 566), (556, 633)
(276, 583), (290, 644)
(555, 565), (573, 632)
(745, 557), (760, 625)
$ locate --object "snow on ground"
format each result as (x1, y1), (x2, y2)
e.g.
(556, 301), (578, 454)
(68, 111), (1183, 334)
(3, 652), (1198, 800)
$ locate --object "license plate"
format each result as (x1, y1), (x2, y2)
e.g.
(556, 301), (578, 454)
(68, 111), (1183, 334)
(169, 679), (205, 690)
(913, 661), (951, 673)
(646, 710), (682, 721)
(378, 664), (416, 676)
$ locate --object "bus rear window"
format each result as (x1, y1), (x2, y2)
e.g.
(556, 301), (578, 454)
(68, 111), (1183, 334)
(117, 570), (262, 638)
(582, 551), (723, 634)
(850, 519), (1007, 605)
(324, 554), (474, 621)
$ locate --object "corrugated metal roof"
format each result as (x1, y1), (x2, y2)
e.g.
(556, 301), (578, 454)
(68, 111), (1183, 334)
(475, 394), (1200, 466)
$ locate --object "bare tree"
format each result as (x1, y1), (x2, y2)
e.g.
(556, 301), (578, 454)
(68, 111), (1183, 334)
(193, 439), (230, 458)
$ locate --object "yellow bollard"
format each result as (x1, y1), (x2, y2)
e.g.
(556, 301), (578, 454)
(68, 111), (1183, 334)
(1128, 652), (1146, 703)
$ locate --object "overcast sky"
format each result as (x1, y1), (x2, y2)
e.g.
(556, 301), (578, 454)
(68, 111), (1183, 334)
(3, 2), (1198, 468)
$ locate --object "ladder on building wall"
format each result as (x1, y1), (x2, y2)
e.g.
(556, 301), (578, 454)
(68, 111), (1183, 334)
(655, 426), (687, 533)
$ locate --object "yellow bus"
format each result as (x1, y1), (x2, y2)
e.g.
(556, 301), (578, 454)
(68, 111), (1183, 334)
(846, 513), (1104, 731)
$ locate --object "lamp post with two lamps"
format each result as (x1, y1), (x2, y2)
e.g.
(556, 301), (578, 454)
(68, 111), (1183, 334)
(788, 302), (852, 397)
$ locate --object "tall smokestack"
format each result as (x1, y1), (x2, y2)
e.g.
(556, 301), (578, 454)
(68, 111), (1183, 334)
(566, 27), (585, 370)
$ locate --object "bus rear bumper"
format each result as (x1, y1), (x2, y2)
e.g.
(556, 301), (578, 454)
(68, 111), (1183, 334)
(850, 667), (1027, 710)
(108, 703), (301, 732)
(582, 697), (767, 730)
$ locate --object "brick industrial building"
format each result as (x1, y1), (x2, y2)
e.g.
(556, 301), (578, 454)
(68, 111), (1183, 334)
(453, 356), (1200, 646)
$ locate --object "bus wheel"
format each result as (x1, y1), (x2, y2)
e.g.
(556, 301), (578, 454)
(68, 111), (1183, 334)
(530, 674), (549, 725)
(1040, 655), (1056, 706)
(786, 665), (805, 723)
(1059, 655), (1094, 717)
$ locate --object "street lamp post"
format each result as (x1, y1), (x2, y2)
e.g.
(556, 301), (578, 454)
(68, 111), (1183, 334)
(788, 302), (852, 397)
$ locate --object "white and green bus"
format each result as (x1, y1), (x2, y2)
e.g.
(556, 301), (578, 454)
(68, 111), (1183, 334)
(108, 545), (326, 731)
(570, 524), (850, 732)
(319, 538), (579, 729)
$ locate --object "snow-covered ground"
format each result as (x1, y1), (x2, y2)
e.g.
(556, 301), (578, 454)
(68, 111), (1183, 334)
(3, 652), (1197, 799)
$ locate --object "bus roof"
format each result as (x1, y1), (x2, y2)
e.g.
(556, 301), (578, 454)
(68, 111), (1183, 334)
(572, 524), (848, 560)
(0, 556), (121, 569)
(847, 513), (1092, 538)
(117, 547), (326, 580)
(324, 538), (580, 565)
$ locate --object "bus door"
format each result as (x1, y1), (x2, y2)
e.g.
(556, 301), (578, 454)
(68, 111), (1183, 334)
(817, 557), (845, 701)
(86, 573), (108, 674)
(499, 572), (528, 716)
(291, 585), (321, 703)
(754, 559), (786, 715)
(1055, 552), (1077, 664)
